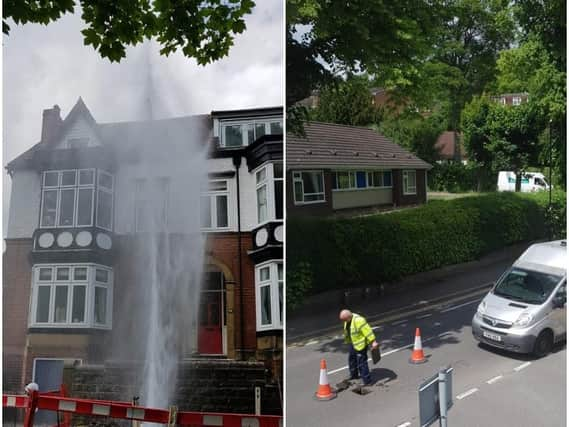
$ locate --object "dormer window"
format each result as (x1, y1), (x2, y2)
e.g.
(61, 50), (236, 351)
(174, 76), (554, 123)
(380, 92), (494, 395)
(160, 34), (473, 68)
(40, 169), (113, 230)
(220, 119), (283, 147)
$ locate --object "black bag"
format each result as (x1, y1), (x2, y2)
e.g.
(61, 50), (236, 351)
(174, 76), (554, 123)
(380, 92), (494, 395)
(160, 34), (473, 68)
(371, 346), (381, 364)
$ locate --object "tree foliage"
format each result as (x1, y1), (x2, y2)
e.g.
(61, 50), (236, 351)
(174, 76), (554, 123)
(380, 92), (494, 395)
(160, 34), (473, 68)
(3, 0), (255, 63)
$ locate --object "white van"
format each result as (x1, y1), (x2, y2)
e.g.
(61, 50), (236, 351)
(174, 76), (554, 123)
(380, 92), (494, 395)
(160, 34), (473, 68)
(472, 240), (567, 356)
(497, 171), (550, 192)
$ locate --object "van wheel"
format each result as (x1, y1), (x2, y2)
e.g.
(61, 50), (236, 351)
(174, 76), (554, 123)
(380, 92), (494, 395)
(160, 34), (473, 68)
(533, 330), (553, 357)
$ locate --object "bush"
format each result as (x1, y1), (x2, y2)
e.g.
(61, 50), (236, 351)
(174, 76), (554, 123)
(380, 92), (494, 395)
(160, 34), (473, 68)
(428, 162), (496, 192)
(287, 191), (566, 300)
(286, 262), (313, 312)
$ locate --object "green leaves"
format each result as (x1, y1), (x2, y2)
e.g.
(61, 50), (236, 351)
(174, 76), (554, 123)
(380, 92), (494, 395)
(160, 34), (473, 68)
(4, 0), (255, 64)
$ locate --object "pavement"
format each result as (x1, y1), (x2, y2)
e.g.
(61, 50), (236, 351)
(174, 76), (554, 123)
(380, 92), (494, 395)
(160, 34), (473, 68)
(286, 241), (566, 427)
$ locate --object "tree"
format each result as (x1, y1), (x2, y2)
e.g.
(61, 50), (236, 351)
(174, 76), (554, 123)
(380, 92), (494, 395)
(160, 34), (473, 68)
(312, 76), (380, 127)
(3, 0), (255, 63)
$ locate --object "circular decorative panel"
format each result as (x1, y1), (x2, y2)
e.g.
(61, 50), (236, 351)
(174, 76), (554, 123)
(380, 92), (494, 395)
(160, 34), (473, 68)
(255, 228), (269, 247)
(37, 232), (55, 248)
(75, 231), (93, 247)
(96, 233), (113, 250)
(274, 225), (284, 243)
(57, 232), (73, 248)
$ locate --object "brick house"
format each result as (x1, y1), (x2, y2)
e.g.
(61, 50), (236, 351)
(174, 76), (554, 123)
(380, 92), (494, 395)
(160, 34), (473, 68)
(3, 99), (283, 396)
(287, 121), (431, 216)
(491, 93), (529, 107)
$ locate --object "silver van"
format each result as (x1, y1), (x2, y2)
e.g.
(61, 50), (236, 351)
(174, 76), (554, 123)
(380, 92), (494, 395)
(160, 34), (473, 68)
(472, 240), (567, 356)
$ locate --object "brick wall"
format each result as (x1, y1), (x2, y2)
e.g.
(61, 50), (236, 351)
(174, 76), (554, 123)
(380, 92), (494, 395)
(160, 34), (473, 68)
(3, 239), (33, 392)
(393, 169), (427, 206)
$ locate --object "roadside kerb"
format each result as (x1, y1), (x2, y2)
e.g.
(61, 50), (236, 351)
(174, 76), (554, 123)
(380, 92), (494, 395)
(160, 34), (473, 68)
(288, 284), (491, 347)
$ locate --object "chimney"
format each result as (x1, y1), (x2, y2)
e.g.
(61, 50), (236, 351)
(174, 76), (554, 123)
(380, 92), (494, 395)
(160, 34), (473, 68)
(41, 105), (62, 144)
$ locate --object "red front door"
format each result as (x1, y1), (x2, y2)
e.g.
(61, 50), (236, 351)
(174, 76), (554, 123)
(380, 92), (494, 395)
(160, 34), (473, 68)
(198, 291), (223, 354)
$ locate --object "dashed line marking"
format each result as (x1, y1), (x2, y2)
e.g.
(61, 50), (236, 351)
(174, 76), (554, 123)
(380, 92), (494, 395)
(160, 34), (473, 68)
(456, 388), (479, 400)
(440, 299), (480, 313)
(486, 375), (503, 384)
(396, 422), (412, 427)
(433, 322), (442, 327)
(305, 340), (319, 346)
(514, 362), (531, 372)
(372, 326), (381, 330)
(392, 319), (408, 326)
(416, 313), (432, 319)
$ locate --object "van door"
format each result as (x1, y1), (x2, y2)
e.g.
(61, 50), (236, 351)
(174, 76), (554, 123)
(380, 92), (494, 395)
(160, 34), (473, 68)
(550, 281), (566, 341)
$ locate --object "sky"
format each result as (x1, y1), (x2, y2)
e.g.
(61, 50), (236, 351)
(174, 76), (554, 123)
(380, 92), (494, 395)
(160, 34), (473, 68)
(2, 1), (284, 236)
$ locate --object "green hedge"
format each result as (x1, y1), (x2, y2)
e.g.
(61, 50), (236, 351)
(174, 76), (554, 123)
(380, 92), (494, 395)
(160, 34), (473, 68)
(287, 191), (566, 303)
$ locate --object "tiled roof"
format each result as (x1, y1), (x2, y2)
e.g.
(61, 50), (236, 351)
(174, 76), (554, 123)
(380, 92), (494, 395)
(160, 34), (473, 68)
(286, 121), (431, 170)
(435, 131), (467, 160)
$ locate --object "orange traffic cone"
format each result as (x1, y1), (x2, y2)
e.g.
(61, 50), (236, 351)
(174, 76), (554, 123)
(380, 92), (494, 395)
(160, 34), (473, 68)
(314, 359), (337, 401)
(409, 327), (427, 364)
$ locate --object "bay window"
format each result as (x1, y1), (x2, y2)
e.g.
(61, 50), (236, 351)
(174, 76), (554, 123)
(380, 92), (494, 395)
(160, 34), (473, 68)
(255, 163), (283, 224)
(293, 171), (325, 204)
(40, 169), (113, 230)
(30, 264), (112, 329)
(255, 261), (283, 331)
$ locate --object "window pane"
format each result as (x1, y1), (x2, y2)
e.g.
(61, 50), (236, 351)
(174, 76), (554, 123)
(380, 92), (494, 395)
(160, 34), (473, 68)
(260, 266), (270, 281)
(257, 185), (267, 223)
(44, 171), (59, 187)
(97, 190), (113, 229)
(246, 124), (255, 144)
(270, 121), (283, 134)
(36, 286), (51, 322)
(56, 267), (70, 281)
(274, 163), (283, 178)
(41, 190), (58, 227)
(61, 171), (76, 186)
(302, 172), (323, 194)
(74, 267), (87, 281)
(304, 194), (324, 201)
(79, 170), (95, 186)
(224, 125), (243, 147)
(278, 264), (283, 281)
(77, 188), (93, 226)
(98, 172), (113, 190)
(256, 168), (267, 184)
(200, 196), (212, 228)
(94, 287), (107, 324)
(279, 281), (283, 324)
(356, 171), (367, 188)
(95, 269), (109, 283)
(255, 123), (266, 139)
(261, 285), (272, 325)
(338, 172), (351, 189)
(383, 171), (392, 187)
(72, 286), (86, 323)
(216, 195), (228, 228)
(58, 189), (75, 226)
(54, 286), (68, 323)
(275, 180), (283, 220)
(294, 181), (303, 202)
(39, 268), (52, 281)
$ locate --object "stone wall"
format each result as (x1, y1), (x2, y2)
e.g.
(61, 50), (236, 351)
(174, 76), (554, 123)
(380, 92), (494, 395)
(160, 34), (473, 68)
(67, 359), (282, 424)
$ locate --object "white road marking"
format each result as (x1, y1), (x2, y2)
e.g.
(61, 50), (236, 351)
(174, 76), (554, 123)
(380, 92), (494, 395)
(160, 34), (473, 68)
(440, 299), (480, 313)
(305, 340), (319, 346)
(372, 326), (381, 330)
(396, 422), (412, 427)
(514, 362), (531, 372)
(392, 319), (408, 326)
(433, 322), (442, 327)
(486, 375), (503, 384)
(417, 313), (432, 319)
(456, 388), (479, 400)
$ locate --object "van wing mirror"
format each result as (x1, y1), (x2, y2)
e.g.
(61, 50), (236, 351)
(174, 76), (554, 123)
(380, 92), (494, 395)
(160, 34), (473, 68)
(553, 295), (566, 308)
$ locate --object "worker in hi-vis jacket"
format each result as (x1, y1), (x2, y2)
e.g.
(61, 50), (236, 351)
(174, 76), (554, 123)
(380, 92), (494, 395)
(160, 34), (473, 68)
(340, 309), (379, 386)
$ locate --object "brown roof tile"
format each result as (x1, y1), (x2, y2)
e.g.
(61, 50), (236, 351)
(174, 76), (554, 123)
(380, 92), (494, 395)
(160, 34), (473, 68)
(286, 121), (431, 170)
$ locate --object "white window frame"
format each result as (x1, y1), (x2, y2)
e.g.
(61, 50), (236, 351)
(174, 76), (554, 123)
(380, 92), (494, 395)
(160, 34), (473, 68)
(500, 97), (507, 105)
(292, 170), (326, 205)
(96, 170), (114, 231)
(332, 170), (393, 191)
(255, 260), (283, 331)
(512, 96), (521, 106)
(403, 170), (417, 195)
(200, 179), (231, 231)
(219, 117), (284, 147)
(254, 162), (283, 226)
(29, 264), (113, 330)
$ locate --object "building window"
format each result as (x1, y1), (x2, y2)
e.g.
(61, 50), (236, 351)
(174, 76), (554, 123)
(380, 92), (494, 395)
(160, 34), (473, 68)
(403, 170), (417, 195)
(255, 261), (283, 331)
(134, 177), (170, 232)
(40, 169), (113, 230)
(220, 118), (283, 147)
(293, 171), (325, 204)
(255, 163), (283, 224)
(30, 264), (112, 329)
(500, 97), (507, 105)
(512, 96), (521, 106)
(331, 170), (393, 190)
(201, 180), (229, 230)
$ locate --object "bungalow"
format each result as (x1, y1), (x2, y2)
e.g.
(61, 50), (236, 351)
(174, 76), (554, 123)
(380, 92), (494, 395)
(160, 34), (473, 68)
(286, 121), (432, 216)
